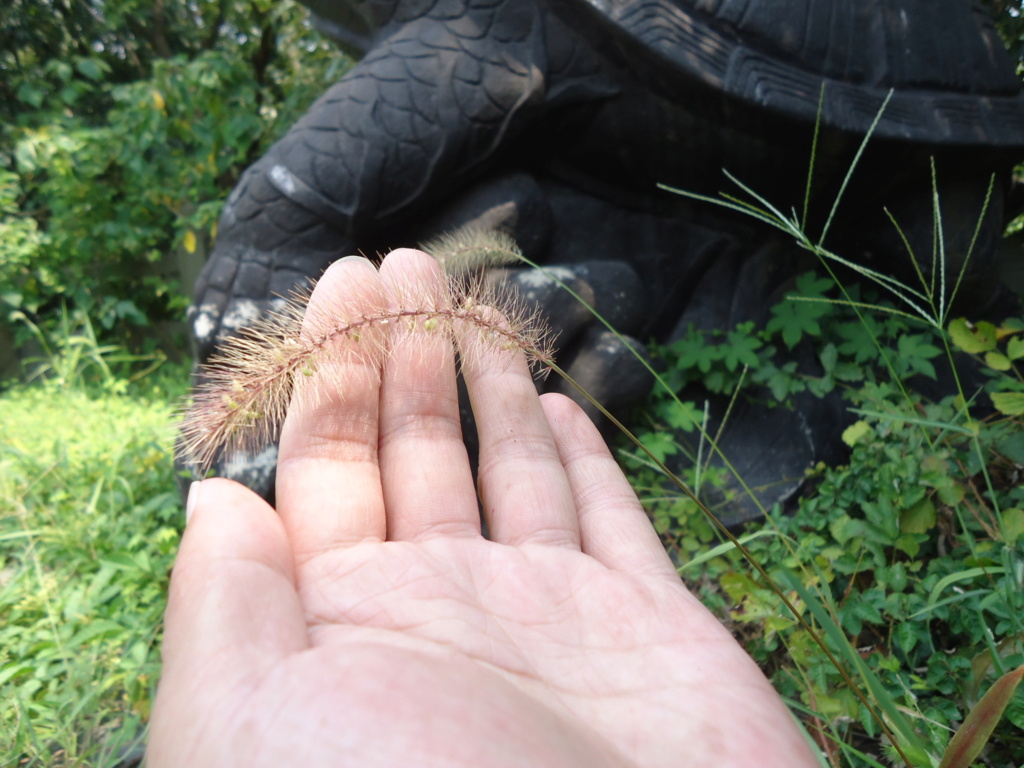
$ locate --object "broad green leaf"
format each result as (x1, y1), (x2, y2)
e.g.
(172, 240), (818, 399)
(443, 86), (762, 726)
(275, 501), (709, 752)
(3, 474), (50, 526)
(939, 665), (1024, 768)
(947, 318), (996, 354)
(996, 432), (1024, 463)
(842, 420), (871, 447)
(640, 430), (678, 463)
(17, 82), (46, 108)
(1006, 335), (1024, 360)
(69, 619), (126, 646)
(984, 351), (1011, 371)
(74, 57), (105, 82)
(1001, 508), (1024, 544)
(900, 498), (935, 534)
(991, 391), (1024, 416)
(897, 333), (940, 379)
(723, 326), (762, 370)
(767, 299), (822, 348)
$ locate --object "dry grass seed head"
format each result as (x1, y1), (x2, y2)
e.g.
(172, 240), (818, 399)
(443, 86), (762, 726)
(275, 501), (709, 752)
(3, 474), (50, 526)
(178, 233), (556, 473)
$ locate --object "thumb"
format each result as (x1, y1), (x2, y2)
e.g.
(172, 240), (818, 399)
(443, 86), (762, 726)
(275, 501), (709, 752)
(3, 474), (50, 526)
(150, 479), (308, 748)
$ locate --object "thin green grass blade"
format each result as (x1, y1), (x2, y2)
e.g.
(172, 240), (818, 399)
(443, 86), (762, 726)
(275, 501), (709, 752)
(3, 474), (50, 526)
(801, 83), (826, 232)
(884, 207), (933, 305)
(817, 89), (894, 247)
(658, 184), (792, 233)
(776, 568), (935, 766)
(847, 408), (977, 436)
(721, 170), (809, 242)
(678, 528), (780, 571)
(925, 568), (1006, 617)
(905, 590), (989, 621)
(943, 174), (995, 325)
(930, 159), (946, 322)
(786, 296), (926, 325)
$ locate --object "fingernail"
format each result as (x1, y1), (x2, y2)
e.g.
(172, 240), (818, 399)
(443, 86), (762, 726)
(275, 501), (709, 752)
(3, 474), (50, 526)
(186, 480), (202, 524)
(338, 255), (374, 268)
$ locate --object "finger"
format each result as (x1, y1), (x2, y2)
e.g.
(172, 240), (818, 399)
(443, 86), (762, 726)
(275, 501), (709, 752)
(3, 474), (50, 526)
(153, 479), (306, 710)
(540, 393), (679, 581)
(377, 249), (480, 540)
(275, 256), (387, 560)
(459, 307), (579, 548)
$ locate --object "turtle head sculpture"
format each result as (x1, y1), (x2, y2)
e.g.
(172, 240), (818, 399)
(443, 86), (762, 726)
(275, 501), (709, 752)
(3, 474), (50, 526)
(180, 0), (1024, 515)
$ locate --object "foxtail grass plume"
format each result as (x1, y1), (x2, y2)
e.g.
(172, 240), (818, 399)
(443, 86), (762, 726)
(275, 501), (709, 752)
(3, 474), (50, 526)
(177, 229), (555, 474)
(422, 226), (524, 275)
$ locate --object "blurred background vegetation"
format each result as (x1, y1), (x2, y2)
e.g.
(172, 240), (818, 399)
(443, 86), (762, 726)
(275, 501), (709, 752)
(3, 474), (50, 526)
(0, 0), (353, 378)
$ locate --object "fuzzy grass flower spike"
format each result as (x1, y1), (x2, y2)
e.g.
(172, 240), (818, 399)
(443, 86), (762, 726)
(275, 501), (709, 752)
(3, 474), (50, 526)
(177, 231), (555, 473)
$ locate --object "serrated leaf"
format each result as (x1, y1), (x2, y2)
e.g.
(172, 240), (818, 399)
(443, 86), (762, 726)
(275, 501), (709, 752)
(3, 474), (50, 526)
(900, 498), (936, 534)
(819, 342), (838, 372)
(1001, 508), (1024, 545)
(640, 430), (678, 463)
(664, 401), (698, 432)
(895, 621), (919, 656)
(723, 327), (762, 370)
(991, 392), (1024, 416)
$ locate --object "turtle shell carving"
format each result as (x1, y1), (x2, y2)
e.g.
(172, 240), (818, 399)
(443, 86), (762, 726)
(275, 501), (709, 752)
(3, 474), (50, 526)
(554, 0), (1024, 145)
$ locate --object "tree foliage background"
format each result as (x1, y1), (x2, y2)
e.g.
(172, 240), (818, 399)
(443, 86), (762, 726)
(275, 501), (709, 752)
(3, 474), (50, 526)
(0, 0), (1020, 363)
(0, 0), (350, 361)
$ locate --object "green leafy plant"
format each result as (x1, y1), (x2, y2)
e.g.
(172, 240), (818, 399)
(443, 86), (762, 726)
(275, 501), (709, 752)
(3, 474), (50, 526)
(0, 319), (189, 766)
(12, 306), (166, 394)
(2, 0), (350, 356)
(637, 87), (1024, 765)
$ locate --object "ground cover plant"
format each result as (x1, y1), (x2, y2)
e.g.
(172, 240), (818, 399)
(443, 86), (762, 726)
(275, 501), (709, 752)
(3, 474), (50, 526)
(625, 294), (1024, 766)
(618, 102), (1024, 763)
(0, 318), (187, 767)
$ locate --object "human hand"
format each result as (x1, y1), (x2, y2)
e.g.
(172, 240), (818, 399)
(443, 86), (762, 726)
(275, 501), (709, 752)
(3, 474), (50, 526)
(148, 249), (817, 767)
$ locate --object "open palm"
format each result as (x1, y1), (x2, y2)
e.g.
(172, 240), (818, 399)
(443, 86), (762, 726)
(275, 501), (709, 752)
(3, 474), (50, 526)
(148, 250), (816, 767)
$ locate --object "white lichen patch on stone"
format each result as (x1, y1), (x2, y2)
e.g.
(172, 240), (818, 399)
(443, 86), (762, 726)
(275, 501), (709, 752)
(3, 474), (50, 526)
(221, 299), (262, 333)
(192, 305), (219, 342)
(223, 444), (279, 485)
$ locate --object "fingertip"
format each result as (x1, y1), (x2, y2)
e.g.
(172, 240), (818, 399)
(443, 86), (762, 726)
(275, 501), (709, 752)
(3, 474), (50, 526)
(384, 247), (433, 262)
(164, 477), (305, 668)
(176, 477), (292, 583)
(540, 392), (599, 440)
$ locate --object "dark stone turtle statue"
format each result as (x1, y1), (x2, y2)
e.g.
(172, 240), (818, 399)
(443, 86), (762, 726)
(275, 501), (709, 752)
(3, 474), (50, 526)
(182, 0), (1024, 518)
